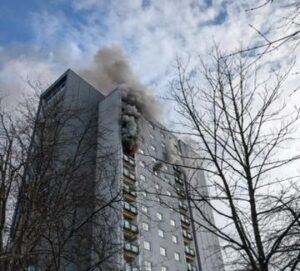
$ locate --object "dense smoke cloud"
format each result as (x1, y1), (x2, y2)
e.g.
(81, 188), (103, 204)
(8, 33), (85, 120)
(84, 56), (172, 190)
(166, 141), (181, 164)
(80, 47), (137, 95)
(80, 47), (157, 154)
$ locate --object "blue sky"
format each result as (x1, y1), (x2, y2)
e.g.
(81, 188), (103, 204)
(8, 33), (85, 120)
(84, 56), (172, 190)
(0, 0), (297, 104)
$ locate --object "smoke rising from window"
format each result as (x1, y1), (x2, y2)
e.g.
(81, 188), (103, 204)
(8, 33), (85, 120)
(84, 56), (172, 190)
(80, 46), (158, 154)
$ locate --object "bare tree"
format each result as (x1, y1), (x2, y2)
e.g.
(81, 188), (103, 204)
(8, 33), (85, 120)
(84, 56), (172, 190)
(168, 50), (300, 271)
(0, 93), (37, 271)
(229, 1), (300, 59)
(0, 89), (124, 271)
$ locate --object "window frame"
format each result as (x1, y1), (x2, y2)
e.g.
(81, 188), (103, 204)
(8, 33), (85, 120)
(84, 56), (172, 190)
(160, 247), (166, 256)
(140, 175), (146, 181)
(150, 145), (156, 152)
(142, 222), (149, 231)
(144, 261), (152, 271)
(158, 229), (164, 238)
(174, 252), (180, 261)
(144, 240), (151, 251)
(141, 205), (148, 213)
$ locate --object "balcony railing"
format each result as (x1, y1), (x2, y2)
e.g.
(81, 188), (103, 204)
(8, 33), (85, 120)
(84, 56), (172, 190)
(187, 263), (197, 271)
(123, 154), (136, 166)
(176, 187), (186, 198)
(125, 264), (139, 271)
(185, 246), (196, 256)
(175, 176), (184, 185)
(183, 229), (193, 240)
(179, 201), (188, 211)
(123, 202), (138, 215)
(173, 165), (181, 173)
(123, 184), (137, 198)
(123, 219), (138, 233)
(181, 214), (190, 225)
(124, 242), (139, 254)
(123, 167), (136, 181)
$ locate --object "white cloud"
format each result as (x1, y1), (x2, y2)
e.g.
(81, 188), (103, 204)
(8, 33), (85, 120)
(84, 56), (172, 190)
(0, 55), (58, 105)
(0, 0), (298, 105)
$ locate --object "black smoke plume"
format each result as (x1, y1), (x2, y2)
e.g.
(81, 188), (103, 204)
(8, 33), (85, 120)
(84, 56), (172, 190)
(80, 46), (157, 155)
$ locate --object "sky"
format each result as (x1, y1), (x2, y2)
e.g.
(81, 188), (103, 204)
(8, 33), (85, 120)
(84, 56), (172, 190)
(0, 0), (298, 105)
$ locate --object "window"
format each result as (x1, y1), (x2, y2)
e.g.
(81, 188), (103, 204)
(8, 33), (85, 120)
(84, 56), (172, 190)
(158, 229), (164, 238)
(151, 157), (156, 163)
(157, 212), (162, 221)
(174, 252), (180, 261)
(166, 190), (171, 196)
(161, 267), (167, 271)
(144, 261), (152, 271)
(161, 142), (166, 148)
(43, 76), (66, 102)
(150, 145), (156, 152)
(139, 161), (145, 168)
(160, 132), (165, 138)
(140, 175), (146, 181)
(141, 191), (147, 197)
(141, 205), (148, 213)
(172, 235), (178, 243)
(144, 241), (151, 250)
(170, 219), (176, 227)
(160, 247), (166, 256)
(149, 122), (154, 129)
(142, 222), (149, 231)
(155, 184), (160, 190)
(139, 148), (145, 154)
(150, 133), (154, 139)
(123, 168), (129, 176)
(154, 171), (158, 176)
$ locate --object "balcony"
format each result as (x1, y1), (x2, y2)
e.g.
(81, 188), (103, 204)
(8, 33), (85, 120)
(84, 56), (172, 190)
(123, 202), (138, 219)
(123, 219), (139, 240)
(183, 229), (193, 242)
(123, 184), (137, 201)
(124, 242), (139, 259)
(185, 246), (196, 260)
(187, 263), (197, 271)
(123, 167), (136, 185)
(123, 154), (136, 167)
(176, 186), (186, 198)
(181, 214), (190, 228)
(175, 176), (184, 185)
(179, 201), (188, 212)
(173, 165), (181, 173)
(125, 264), (139, 271)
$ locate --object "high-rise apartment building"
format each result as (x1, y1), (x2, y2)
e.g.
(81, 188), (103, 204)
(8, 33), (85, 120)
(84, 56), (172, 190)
(12, 69), (224, 271)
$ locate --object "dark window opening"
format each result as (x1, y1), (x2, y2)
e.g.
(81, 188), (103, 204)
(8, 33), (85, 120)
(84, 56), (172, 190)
(43, 75), (67, 102)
